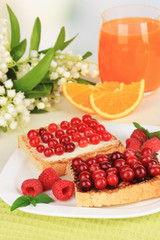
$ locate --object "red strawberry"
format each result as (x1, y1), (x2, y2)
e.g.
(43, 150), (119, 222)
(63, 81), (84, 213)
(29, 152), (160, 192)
(52, 180), (74, 201)
(21, 178), (43, 197)
(38, 167), (60, 190)
(126, 138), (141, 151)
(130, 129), (147, 144)
(142, 137), (160, 152)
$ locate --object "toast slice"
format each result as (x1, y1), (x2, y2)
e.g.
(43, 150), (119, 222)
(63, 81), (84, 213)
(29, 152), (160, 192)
(66, 153), (160, 207)
(18, 120), (124, 176)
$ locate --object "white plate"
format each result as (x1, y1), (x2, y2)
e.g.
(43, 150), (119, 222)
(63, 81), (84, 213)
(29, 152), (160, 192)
(0, 123), (160, 219)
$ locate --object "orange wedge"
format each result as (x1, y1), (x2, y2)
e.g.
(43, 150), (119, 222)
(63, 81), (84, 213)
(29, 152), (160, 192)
(62, 82), (95, 113)
(90, 79), (145, 119)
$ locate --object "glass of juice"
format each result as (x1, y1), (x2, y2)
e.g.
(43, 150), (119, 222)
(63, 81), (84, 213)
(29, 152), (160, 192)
(98, 5), (160, 93)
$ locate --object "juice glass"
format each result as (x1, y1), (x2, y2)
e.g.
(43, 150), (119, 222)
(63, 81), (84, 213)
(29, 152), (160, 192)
(98, 5), (160, 93)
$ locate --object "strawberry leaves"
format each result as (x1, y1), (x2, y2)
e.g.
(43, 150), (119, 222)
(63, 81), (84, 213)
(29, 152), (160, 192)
(10, 193), (54, 211)
(133, 122), (160, 140)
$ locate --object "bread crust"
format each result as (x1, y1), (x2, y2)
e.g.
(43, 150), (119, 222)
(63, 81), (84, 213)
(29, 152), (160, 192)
(18, 134), (124, 176)
(66, 162), (160, 207)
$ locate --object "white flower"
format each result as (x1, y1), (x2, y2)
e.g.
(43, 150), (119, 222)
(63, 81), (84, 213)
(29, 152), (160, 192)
(75, 62), (82, 70)
(37, 102), (45, 109)
(51, 60), (57, 68)
(16, 104), (25, 113)
(0, 96), (7, 106)
(7, 89), (16, 98)
(7, 104), (15, 114)
(9, 121), (18, 130)
(50, 72), (58, 80)
(63, 71), (70, 78)
(24, 99), (31, 107)
(0, 117), (7, 127)
(4, 113), (12, 120)
(30, 50), (38, 58)
(13, 97), (22, 105)
(0, 86), (5, 95)
(16, 91), (25, 99)
(81, 63), (88, 70)
(0, 63), (7, 72)
(73, 72), (80, 79)
(66, 51), (72, 56)
(4, 79), (13, 88)
(54, 91), (60, 97)
(27, 104), (34, 111)
(57, 67), (64, 75)
(77, 54), (82, 60)
(0, 71), (2, 78)
(57, 78), (66, 86)
(67, 61), (73, 67)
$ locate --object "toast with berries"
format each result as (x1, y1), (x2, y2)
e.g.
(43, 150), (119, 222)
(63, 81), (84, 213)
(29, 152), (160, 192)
(18, 116), (124, 176)
(66, 150), (160, 207)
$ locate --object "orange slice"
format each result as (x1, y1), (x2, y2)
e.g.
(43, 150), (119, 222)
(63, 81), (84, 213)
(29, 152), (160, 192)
(90, 80), (145, 119)
(62, 82), (95, 113)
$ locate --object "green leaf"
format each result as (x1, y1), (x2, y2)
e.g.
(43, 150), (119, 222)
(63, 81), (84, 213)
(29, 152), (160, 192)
(7, 4), (20, 50)
(33, 193), (54, 204)
(133, 122), (151, 138)
(82, 51), (92, 60)
(0, 126), (8, 132)
(54, 26), (65, 51)
(10, 195), (32, 211)
(31, 108), (48, 114)
(61, 33), (78, 51)
(10, 39), (27, 62)
(30, 199), (36, 207)
(14, 47), (55, 92)
(76, 78), (96, 85)
(149, 131), (160, 140)
(41, 72), (51, 83)
(7, 68), (17, 80)
(39, 48), (51, 54)
(25, 83), (52, 98)
(30, 17), (41, 52)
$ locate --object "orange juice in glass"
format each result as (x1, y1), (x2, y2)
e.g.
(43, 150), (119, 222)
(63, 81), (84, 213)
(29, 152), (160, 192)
(98, 5), (160, 93)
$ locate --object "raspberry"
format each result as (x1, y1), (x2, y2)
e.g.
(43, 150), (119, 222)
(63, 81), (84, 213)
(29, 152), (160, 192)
(38, 167), (60, 190)
(21, 178), (43, 197)
(130, 129), (147, 144)
(52, 180), (74, 201)
(142, 137), (160, 152)
(126, 138), (141, 151)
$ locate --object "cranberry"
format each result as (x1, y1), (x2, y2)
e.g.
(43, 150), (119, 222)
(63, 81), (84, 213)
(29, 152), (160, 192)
(89, 133), (101, 145)
(126, 156), (139, 166)
(65, 142), (75, 152)
(146, 159), (158, 168)
(94, 177), (107, 190)
(48, 123), (58, 133)
(78, 137), (89, 148)
(106, 167), (118, 176)
(95, 124), (105, 135)
(107, 174), (119, 186)
(77, 163), (88, 173)
(29, 137), (40, 147)
(110, 151), (123, 162)
(92, 169), (106, 180)
(148, 165), (160, 177)
(79, 171), (91, 181)
(141, 147), (153, 156)
(41, 131), (53, 143)
(27, 129), (38, 139)
(85, 157), (97, 166)
(48, 138), (58, 148)
(36, 144), (45, 153)
(134, 165), (147, 179)
(88, 120), (98, 129)
(123, 149), (136, 159)
(60, 120), (70, 130)
(114, 159), (126, 169)
(44, 147), (54, 157)
(77, 123), (88, 133)
(54, 144), (65, 155)
(82, 114), (92, 124)
(120, 168), (135, 182)
(89, 163), (101, 173)
(38, 127), (47, 136)
(72, 157), (83, 169)
(71, 132), (81, 142)
(84, 128), (94, 137)
(119, 165), (131, 173)
(140, 154), (153, 167)
(101, 162), (112, 171)
(70, 117), (81, 127)
(102, 132), (112, 141)
(66, 127), (77, 136)
(131, 161), (143, 169)
(79, 179), (92, 191)
(59, 135), (70, 145)
(96, 154), (109, 164)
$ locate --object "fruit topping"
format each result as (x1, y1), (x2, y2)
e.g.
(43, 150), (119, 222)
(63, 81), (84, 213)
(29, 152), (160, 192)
(52, 180), (75, 201)
(143, 137), (160, 152)
(70, 117), (81, 127)
(88, 120), (98, 129)
(44, 147), (54, 157)
(66, 126), (77, 136)
(54, 144), (65, 155)
(130, 129), (147, 144)
(89, 133), (101, 145)
(60, 120), (70, 130)
(101, 131), (112, 141)
(41, 131), (53, 143)
(55, 129), (65, 138)
(36, 144), (45, 153)
(110, 151), (123, 162)
(48, 138), (58, 148)
(38, 167), (60, 190)
(82, 114), (92, 124)
(65, 142), (75, 152)
(48, 123), (58, 133)
(107, 174), (119, 186)
(96, 154), (109, 164)
(59, 135), (70, 145)
(77, 123), (88, 133)
(38, 127), (47, 136)
(84, 128), (94, 137)
(21, 178), (43, 197)
(126, 137), (141, 151)
(71, 132), (82, 142)
(27, 129), (38, 139)
(29, 137), (40, 147)
(72, 157), (83, 169)
(78, 137), (89, 148)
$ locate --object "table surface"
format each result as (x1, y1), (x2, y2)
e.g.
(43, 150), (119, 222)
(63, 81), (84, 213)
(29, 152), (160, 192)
(1, 90), (160, 240)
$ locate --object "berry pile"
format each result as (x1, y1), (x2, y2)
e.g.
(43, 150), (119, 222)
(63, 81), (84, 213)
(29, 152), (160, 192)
(21, 167), (74, 201)
(71, 148), (160, 192)
(27, 114), (112, 158)
(126, 129), (160, 152)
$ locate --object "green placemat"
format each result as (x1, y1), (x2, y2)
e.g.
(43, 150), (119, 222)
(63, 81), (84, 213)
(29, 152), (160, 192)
(1, 198), (160, 240)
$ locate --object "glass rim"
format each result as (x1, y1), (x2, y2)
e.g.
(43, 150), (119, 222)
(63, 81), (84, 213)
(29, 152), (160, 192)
(101, 4), (160, 21)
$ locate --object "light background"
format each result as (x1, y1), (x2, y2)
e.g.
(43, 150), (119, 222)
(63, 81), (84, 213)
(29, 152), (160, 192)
(1, 0), (160, 62)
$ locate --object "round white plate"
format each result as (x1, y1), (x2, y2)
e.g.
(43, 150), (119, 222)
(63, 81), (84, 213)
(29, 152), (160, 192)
(0, 123), (160, 218)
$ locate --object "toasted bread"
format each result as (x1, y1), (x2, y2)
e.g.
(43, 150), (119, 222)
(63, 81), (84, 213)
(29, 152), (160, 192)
(66, 156), (160, 207)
